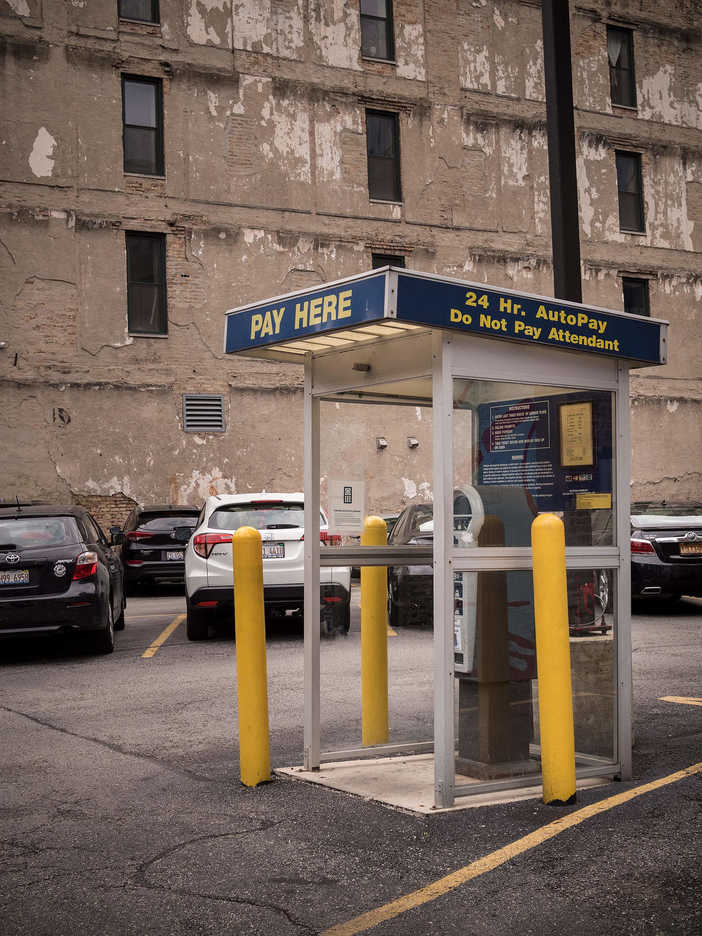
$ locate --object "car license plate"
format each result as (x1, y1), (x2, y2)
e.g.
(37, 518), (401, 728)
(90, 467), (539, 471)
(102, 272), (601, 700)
(165, 551), (184, 561)
(0, 569), (29, 585)
(680, 543), (702, 555)
(262, 543), (284, 559)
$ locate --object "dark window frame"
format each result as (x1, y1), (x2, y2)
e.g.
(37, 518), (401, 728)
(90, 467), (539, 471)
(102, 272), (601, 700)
(622, 276), (650, 317)
(615, 150), (645, 233)
(371, 252), (405, 268)
(125, 231), (168, 336)
(118, 0), (160, 24)
(122, 74), (164, 176)
(360, 0), (395, 62)
(366, 109), (402, 203)
(607, 25), (637, 108)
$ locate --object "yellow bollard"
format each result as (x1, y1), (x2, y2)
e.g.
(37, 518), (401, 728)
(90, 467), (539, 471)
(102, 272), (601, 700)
(233, 526), (271, 787)
(531, 513), (576, 805)
(361, 515), (389, 746)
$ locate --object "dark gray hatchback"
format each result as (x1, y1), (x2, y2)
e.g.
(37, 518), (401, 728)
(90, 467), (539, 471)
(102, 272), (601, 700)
(0, 505), (125, 653)
(115, 504), (200, 593)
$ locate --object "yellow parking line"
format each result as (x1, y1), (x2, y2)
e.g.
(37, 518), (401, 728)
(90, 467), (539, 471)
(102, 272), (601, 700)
(387, 627), (398, 637)
(321, 761), (702, 936)
(660, 696), (702, 706)
(141, 614), (185, 659)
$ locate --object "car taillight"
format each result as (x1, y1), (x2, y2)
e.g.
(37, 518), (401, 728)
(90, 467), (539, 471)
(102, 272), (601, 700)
(193, 532), (232, 558)
(631, 538), (655, 554)
(72, 551), (98, 580)
(126, 531), (154, 541)
(300, 532), (342, 546)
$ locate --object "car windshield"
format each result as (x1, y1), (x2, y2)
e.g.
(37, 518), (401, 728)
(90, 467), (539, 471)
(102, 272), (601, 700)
(406, 506), (435, 538)
(138, 514), (199, 531)
(632, 505), (702, 517)
(0, 516), (82, 548)
(209, 503), (316, 531)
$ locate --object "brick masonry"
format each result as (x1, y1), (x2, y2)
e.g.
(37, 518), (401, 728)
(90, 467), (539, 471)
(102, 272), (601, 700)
(0, 0), (700, 513)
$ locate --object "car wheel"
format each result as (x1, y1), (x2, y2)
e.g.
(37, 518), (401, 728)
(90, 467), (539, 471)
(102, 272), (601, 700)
(125, 579), (140, 597)
(321, 599), (350, 638)
(90, 598), (115, 654)
(186, 602), (210, 641)
(114, 605), (126, 631)
(388, 591), (400, 630)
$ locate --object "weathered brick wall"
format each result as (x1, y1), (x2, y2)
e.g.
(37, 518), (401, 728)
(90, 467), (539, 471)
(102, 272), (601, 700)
(0, 0), (700, 508)
(71, 493), (138, 534)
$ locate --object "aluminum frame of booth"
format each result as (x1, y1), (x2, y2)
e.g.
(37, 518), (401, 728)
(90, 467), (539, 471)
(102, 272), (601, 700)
(224, 267), (668, 809)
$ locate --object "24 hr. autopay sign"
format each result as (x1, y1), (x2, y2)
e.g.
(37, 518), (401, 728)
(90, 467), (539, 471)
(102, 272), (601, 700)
(395, 274), (663, 364)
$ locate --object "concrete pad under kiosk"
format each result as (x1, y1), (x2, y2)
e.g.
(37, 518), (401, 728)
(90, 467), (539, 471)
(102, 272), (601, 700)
(224, 268), (668, 810)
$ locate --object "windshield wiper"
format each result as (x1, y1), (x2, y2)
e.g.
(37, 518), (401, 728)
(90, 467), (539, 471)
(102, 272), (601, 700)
(0, 543), (17, 549)
(264, 524), (299, 529)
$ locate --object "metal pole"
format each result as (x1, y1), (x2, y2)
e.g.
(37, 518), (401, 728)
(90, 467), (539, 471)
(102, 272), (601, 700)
(233, 526), (270, 787)
(541, 0), (582, 302)
(303, 357), (321, 770)
(361, 516), (389, 746)
(531, 513), (576, 805)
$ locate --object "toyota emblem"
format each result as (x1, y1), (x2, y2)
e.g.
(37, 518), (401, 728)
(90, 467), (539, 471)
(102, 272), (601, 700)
(5, 553), (20, 564)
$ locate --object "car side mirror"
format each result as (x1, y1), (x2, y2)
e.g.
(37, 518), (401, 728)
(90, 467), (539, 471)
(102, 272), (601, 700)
(173, 526), (193, 544)
(110, 526), (124, 546)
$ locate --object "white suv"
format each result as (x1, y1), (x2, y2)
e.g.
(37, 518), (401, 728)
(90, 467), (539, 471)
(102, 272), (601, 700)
(184, 493), (351, 640)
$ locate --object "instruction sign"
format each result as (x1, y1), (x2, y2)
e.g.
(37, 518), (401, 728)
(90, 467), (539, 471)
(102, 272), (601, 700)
(396, 273), (665, 364)
(477, 390), (613, 514)
(328, 480), (366, 536)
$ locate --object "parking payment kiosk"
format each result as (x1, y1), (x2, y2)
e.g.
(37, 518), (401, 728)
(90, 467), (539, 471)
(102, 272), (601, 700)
(224, 267), (668, 808)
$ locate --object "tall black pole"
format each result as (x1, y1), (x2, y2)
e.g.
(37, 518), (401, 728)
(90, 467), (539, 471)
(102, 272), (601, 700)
(541, 0), (582, 302)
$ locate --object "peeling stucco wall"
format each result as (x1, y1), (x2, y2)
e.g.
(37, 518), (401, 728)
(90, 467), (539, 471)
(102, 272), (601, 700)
(1, 0), (701, 514)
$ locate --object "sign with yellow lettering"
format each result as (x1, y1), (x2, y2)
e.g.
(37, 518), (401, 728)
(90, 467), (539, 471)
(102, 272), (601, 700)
(225, 273), (386, 353)
(396, 273), (666, 365)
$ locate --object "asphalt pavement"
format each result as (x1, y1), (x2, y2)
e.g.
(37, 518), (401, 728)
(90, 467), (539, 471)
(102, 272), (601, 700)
(0, 588), (700, 935)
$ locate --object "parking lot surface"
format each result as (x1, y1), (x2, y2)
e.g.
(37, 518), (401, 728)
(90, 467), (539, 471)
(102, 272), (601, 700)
(1, 587), (700, 935)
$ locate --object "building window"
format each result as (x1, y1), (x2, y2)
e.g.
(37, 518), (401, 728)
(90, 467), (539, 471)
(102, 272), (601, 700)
(615, 151), (645, 232)
(360, 1), (394, 61)
(125, 232), (167, 335)
(366, 110), (401, 202)
(183, 395), (226, 432)
(122, 75), (164, 176)
(607, 26), (636, 108)
(119, 0), (159, 23)
(622, 277), (650, 317)
(372, 253), (405, 268)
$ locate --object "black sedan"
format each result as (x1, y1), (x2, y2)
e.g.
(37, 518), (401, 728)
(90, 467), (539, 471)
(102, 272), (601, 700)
(0, 505), (125, 653)
(114, 504), (200, 593)
(631, 503), (702, 603)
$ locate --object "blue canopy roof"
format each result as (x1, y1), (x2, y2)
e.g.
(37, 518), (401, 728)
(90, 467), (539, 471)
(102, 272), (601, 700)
(224, 268), (667, 368)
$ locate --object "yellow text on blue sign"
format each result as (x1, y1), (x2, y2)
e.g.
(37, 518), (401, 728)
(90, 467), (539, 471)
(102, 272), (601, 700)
(250, 288), (353, 340)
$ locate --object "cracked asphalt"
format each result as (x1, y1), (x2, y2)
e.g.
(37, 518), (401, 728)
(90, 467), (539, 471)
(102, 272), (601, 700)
(1, 588), (700, 935)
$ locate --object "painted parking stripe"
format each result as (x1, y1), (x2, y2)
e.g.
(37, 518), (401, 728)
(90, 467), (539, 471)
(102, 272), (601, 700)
(321, 761), (702, 936)
(660, 696), (702, 706)
(141, 614), (185, 659)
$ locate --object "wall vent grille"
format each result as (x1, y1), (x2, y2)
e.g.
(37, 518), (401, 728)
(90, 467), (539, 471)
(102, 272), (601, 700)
(182, 394), (226, 432)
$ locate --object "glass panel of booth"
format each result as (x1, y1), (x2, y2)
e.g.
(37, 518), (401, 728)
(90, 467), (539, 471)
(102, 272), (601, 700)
(452, 568), (617, 788)
(449, 378), (618, 789)
(451, 379), (616, 549)
(317, 397), (435, 760)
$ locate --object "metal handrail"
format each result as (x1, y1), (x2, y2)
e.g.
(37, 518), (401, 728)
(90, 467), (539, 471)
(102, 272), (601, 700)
(318, 545), (432, 567)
